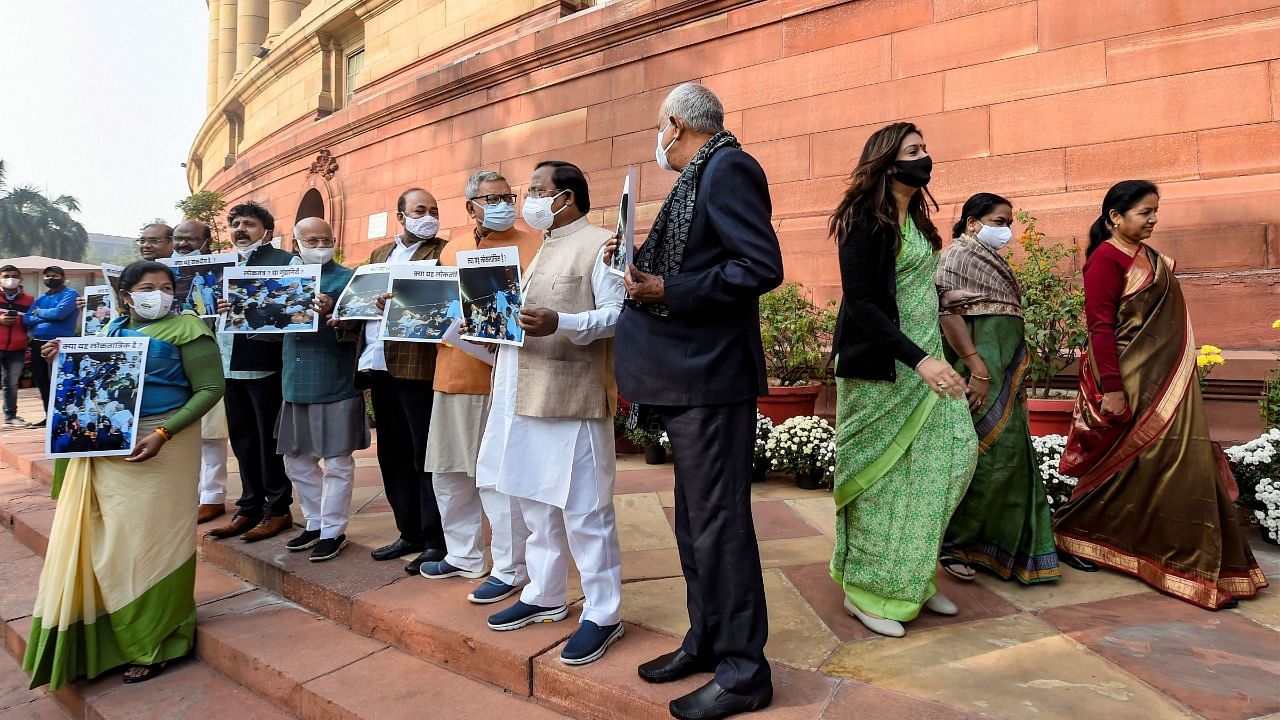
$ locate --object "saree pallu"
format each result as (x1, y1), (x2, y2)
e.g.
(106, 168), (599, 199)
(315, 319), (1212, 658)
(943, 315), (1060, 584)
(24, 414), (200, 690)
(830, 218), (979, 622)
(1055, 244), (1266, 609)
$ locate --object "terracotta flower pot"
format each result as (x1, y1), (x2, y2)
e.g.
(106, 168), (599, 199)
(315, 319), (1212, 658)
(1027, 397), (1075, 437)
(758, 381), (822, 426)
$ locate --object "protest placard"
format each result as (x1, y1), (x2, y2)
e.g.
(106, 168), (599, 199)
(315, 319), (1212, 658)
(81, 285), (116, 336)
(607, 165), (638, 277)
(161, 252), (238, 317)
(45, 336), (149, 459)
(380, 263), (459, 343)
(456, 246), (523, 347)
(334, 262), (392, 320)
(220, 264), (321, 333)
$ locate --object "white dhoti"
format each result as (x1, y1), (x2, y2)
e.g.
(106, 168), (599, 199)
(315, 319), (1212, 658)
(477, 348), (622, 626)
(278, 396), (370, 539)
(199, 400), (229, 504)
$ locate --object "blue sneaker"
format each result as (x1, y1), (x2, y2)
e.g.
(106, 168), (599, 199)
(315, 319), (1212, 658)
(419, 559), (487, 580)
(468, 576), (521, 604)
(487, 600), (568, 631)
(560, 621), (624, 665)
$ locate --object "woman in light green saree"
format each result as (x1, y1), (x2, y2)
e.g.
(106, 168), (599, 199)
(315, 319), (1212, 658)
(24, 261), (224, 689)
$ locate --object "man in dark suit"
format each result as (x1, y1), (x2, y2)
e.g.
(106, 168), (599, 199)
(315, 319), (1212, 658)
(612, 82), (783, 720)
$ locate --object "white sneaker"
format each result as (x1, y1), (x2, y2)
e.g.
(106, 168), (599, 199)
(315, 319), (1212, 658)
(843, 597), (905, 637)
(925, 592), (959, 616)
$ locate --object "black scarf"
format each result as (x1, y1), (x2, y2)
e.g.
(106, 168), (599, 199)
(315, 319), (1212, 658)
(631, 130), (741, 317)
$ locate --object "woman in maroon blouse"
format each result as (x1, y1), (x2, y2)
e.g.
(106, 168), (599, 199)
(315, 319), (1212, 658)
(1054, 180), (1267, 610)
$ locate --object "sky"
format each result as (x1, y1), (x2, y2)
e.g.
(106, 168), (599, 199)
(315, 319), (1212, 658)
(0, 1), (208, 239)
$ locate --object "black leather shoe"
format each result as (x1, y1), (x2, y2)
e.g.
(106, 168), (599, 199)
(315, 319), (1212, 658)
(370, 538), (423, 561)
(669, 679), (772, 720)
(404, 548), (446, 575)
(1060, 552), (1099, 572)
(638, 648), (715, 684)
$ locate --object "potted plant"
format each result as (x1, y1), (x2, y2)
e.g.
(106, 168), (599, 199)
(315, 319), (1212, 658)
(1197, 344), (1225, 393)
(765, 415), (835, 490)
(1007, 210), (1088, 435)
(752, 411), (773, 483)
(1261, 319), (1280, 429)
(1225, 428), (1280, 544)
(1031, 433), (1077, 511)
(614, 396), (642, 454)
(627, 425), (666, 465)
(758, 283), (837, 425)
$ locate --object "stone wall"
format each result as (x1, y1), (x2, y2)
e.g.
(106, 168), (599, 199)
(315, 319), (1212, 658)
(192, 0), (1280, 357)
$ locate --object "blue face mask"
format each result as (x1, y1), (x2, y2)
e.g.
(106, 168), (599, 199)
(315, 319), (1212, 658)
(474, 200), (516, 232)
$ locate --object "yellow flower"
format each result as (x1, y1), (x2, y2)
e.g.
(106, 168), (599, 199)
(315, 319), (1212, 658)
(1199, 344), (1222, 355)
(1273, 319), (1280, 329)
(1197, 355), (1209, 368)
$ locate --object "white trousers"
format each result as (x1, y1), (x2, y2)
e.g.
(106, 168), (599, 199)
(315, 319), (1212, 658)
(434, 470), (529, 586)
(199, 439), (228, 505)
(519, 497), (622, 626)
(284, 453), (355, 538)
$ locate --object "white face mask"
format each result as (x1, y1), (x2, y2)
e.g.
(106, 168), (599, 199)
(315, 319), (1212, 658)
(235, 240), (262, 259)
(299, 246), (335, 265)
(0, 278), (19, 291)
(129, 290), (174, 320)
(975, 223), (1013, 250)
(521, 190), (568, 231)
(655, 122), (678, 172)
(402, 213), (439, 240)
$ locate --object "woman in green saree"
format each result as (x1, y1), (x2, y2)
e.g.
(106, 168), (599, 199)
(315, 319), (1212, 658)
(25, 260), (224, 689)
(828, 122), (979, 638)
(935, 193), (1061, 585)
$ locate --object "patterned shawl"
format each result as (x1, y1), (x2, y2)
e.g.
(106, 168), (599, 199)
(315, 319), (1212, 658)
(631, 130), (741, 317)
(934, 234), (1023, 318)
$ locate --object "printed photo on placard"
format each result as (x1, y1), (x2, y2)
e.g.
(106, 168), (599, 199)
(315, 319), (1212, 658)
(45, 336), (149, 459)
(607, 165), (638, 277)
(100, 264), (124, 301)
(219, 264), (321, 333)
(456, 246), (523, 346)
(81, 285), (116, 336)
(334, 262), (393, 320)
(160, 252), (237, 318)
(381, 264), (459, 343)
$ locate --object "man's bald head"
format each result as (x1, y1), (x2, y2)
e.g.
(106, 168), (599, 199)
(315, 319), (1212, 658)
(293, 217), (336, 264)
(293, 216), (333, 242)
(173, 220), (212, 255)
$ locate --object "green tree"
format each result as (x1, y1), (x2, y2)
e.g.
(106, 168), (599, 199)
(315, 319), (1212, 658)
(175, 190), (228, 252)
(0, 159), (90, 261)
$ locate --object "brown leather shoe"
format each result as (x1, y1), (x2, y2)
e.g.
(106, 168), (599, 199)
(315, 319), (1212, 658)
(197, 503), (226, 524)
(241, 512), (294, 543)
(205, 512), (262, 539)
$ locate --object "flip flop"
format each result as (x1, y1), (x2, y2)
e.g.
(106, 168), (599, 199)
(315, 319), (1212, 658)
(939, 554), (976, 582)
(122, 661), (168, 684)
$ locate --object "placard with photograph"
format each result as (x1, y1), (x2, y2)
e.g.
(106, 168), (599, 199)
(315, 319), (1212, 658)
(380, 264), (460, 343)
(81, 285), (117, 336)
(334, 263), (393, 320)
(46, 336), (149, 458)
(607, 165), (638, 277)
(161, 252), (238, 318)
(219, 264), (321, 333)
(100, 263), (124, 299)
(456, 247), (524, 347)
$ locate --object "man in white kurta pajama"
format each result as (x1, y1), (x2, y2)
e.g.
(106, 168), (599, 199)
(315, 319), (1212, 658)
(478, 161), (625, 666)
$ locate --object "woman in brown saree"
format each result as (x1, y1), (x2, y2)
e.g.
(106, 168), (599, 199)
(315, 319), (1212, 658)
(1055, 180), (1267, 610)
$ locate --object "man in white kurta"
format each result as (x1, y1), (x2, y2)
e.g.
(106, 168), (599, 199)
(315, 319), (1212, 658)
(478, 161), (625, 666)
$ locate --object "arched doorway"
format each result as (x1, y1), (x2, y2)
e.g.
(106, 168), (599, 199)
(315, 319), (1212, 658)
(297, 188), (325, 221)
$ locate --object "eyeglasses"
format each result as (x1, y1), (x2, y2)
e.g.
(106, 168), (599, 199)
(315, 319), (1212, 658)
(469, 193), (517, 206)
(299, 237), (336, 248)
(524, 189), (564, 199)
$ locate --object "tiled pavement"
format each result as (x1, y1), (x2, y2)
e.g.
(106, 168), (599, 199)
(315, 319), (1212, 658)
(1, 388), (1278, 719)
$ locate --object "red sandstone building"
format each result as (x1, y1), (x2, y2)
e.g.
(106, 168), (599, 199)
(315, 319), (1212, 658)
(189, 0), (1279, 437)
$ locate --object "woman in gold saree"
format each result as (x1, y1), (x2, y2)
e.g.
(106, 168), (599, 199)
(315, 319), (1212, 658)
(1055, 180), (1266, 610)
(24, 261), (224, 688)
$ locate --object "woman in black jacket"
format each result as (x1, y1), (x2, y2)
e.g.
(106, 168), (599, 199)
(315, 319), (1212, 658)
(827, 122), (978, 638)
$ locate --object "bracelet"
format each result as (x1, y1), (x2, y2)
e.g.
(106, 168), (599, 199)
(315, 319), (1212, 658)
(914, 357), (930, 371)
(960, 351), (979, 359)
(971, 372), (991, 382)
(153, 427), (172, 442)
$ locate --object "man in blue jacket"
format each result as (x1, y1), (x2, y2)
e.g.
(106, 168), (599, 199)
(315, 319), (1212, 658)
(23, 266), (79, 427)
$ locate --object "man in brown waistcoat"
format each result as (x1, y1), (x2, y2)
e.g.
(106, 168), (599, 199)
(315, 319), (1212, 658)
(476, 161), (625, 666)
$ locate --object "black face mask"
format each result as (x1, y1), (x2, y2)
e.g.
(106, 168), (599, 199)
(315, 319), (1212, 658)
(893, 155), (933, 188)
(44, 278), (64, 290)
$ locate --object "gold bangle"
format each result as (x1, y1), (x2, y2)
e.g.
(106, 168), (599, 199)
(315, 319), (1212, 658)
(153, 427), (172, 442)
(960, 351), (979, 359)
(971, 372), (991, 382)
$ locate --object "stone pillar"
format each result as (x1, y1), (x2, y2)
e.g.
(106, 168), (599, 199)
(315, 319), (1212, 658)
(207, 0), (220, 107)
(217, 0), (238, 96)
(267, 0), (306, 38)
(235, 0), (269, 75)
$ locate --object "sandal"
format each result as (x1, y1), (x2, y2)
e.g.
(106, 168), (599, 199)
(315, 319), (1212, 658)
(122, 661), (168, 684)
(1059, 552), (1099, 573)
(939, 554), (976, 582)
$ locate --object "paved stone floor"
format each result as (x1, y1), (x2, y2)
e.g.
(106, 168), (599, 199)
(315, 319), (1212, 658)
(3, 389), (1279, 719)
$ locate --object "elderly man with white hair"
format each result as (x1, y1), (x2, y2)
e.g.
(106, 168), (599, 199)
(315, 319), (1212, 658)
(610, 82), (783, 720)
(275, 216), (369, 562)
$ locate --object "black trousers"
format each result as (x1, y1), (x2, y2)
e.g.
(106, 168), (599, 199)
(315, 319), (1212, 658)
(659, 399), (771, 694)
(225, 376), (292, 517)
(366, 370), (444, 550)
(28, 340), (51, 410)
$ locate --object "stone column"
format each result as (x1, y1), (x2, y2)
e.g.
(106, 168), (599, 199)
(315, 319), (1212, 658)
(217, 0), (238, 96)
(235, 0), (269, 75)
(267, 0), (306, 38)
(207, 1), (220, 107)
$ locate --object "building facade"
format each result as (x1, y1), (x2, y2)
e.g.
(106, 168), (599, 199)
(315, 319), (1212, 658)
(189, 0), (1280, 432)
